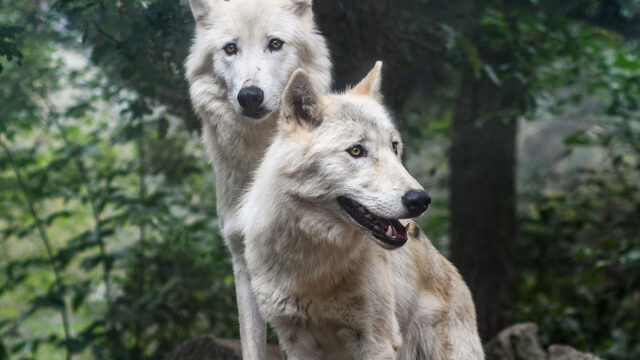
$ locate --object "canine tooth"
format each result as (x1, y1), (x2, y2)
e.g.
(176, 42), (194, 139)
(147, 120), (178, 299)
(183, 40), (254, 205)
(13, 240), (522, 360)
(364, 214), (373, 220)
(358, 206), (366, 213)
(386, 225), (393, 237)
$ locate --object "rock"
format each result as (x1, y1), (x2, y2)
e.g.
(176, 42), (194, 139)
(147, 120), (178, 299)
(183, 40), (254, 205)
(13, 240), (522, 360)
(165, 335), (282, 360)
(165, 335), (239, 360)
(485, 323), (602, 360)
(168, 324), (602, 360)
(212, 338), (283, 360)
(484, 323), (547, 360)
(548, 345), (602, 360)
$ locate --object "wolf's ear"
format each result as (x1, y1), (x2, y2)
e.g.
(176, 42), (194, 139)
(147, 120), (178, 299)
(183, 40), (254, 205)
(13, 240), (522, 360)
(189, 0), (210, 24)
(288, 0), (312, 16)
(282, 69), (321, 130)
(350, 61), (383, 102)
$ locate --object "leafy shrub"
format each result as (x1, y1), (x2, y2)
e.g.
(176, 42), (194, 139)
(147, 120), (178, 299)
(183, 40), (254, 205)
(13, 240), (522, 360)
(518, 32), (640, 359)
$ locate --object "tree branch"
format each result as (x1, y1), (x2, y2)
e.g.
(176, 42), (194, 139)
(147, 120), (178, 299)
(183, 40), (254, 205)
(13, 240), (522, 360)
(91, 20), (121, 44)
(0, 136), (73, 360)
(38, 97), (114, 314)
(134, 119), (147, 356)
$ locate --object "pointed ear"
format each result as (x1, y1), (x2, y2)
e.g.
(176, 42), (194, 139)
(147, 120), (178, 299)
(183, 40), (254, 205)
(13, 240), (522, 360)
(288, 0), (312, 16)
(189, 0), (210, 24)
(282, 69), (321, 130)
(350, 61), (383, 101)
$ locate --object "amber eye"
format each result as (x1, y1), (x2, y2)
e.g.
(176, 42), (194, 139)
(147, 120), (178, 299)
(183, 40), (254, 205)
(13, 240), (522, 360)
(268, 38), (284, 51)
(392, 141), (399, 155)
(223, 43), (238, 55)
(347, 145), (366, 158)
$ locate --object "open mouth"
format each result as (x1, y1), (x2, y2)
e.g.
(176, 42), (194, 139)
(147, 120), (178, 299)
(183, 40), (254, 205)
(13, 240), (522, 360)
(337, 196), (408, 249)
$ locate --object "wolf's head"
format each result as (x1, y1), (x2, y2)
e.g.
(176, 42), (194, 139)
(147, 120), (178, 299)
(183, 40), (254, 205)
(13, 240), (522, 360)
(273, 62), (430, 249)
(187, 0), (331, 120)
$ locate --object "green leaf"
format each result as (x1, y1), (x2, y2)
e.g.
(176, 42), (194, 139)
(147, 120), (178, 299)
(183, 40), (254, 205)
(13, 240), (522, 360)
(564, 131), (591, 146)
(0, 339), (7, 360)
(479, 8), (507, 33)
(64, 338), (88, 355)
(80, 255), (103, 270)
(460, 40), (480, 75)
(32, 292), (65, 312)
(44, 210), (73, 226)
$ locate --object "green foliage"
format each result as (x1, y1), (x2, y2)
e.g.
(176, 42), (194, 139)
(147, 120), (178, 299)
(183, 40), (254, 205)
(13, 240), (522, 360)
(1, 88), (236, 359)
(0, 25), (23, 73)
(0, 2), (235, 359)
(519, 148), (640, 358)
(51, 0), (198, 130)
(1, 0), (640, 359)
(518, 31), (640, 359)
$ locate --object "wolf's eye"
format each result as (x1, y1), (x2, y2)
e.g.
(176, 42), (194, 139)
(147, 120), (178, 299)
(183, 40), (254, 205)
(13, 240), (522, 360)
(346, 145), (366, 158)
(268, 38), (285, 51)
(392, 142), (399, 155)
(223, 43), (238, 56)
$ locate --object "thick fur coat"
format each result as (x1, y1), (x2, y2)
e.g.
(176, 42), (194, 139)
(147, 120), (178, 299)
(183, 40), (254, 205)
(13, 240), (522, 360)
(239, 66), (484, 359)
(185, 0), (331, 358)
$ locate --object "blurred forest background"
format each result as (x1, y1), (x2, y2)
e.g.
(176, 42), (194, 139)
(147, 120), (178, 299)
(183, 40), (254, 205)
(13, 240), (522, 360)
(1, 0), (639, 359)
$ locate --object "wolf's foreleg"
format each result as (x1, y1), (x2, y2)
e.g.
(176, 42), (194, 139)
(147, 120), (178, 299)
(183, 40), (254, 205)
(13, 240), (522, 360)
(224, 219), (267, 360)
(338, 327), (397, 360)
(272, 318), (323, 360)
(233, 256), (267, 360)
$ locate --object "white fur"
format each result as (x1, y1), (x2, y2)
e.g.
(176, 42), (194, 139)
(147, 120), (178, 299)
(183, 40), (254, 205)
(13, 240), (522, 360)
(185, 0), (331, 358)
(240, 66), (485, 359)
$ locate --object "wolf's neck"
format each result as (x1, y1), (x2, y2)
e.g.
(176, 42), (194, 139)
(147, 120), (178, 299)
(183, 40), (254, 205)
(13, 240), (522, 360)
(243, 159), (368, 283)
(200, 108), (278, 223)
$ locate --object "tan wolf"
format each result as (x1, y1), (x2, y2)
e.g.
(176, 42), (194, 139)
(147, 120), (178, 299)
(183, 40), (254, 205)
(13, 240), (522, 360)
(184, 0), (331, 358)
(239, 63), (485, 359)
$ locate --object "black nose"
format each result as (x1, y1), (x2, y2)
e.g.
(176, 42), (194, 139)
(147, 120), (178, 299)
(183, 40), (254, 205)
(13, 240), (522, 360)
(402, 190), (431, 217)
(237, 86), (264, 112)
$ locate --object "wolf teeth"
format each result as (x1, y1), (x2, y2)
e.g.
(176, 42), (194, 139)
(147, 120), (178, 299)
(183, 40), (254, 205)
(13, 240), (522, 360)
(364, 214), (373, 220)
(386, 225), (393, 237)
(358, 206), (366, 213)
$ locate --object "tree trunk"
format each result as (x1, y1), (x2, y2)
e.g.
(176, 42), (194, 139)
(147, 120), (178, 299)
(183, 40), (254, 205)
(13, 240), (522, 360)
(450, 67), (518, 341)
(314, 0), (416, 129)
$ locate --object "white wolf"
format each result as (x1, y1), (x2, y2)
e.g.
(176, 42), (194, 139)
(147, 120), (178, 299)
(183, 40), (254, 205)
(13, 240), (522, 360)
(184, 0), (331, 358)
(239, 63), (485, 360)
